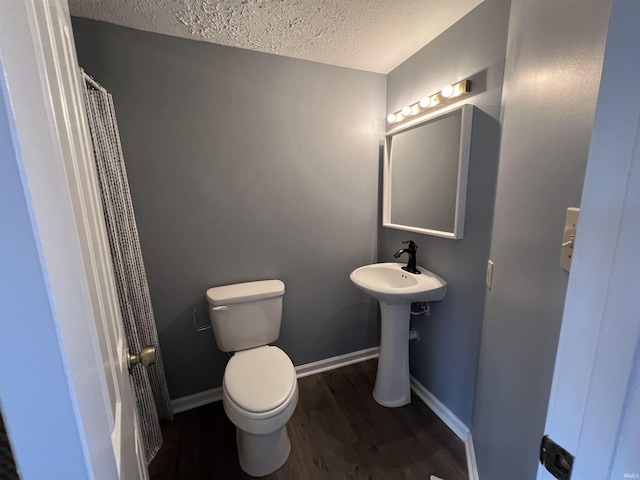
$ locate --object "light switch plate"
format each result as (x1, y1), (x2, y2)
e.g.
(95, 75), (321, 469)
(560, 208), (580, 271)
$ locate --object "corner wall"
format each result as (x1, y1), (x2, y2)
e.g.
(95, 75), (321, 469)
(72, 19), (386, 399)
(472, 1), (611, 478)
(382, 0), (511, 426)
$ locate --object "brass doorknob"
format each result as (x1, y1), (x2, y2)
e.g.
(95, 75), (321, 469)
(127, 346), (156, 370)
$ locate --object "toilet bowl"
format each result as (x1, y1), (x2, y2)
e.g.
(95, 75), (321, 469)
(222, 345), (298, 476)
(206, 280), (298, 477)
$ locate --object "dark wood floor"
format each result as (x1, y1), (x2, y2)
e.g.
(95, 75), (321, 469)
(149, 360), (468, 479)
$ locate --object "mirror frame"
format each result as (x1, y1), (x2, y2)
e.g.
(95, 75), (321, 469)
(382, 104), (474, 239)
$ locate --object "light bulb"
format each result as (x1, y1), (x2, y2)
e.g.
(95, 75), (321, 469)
(419, 97), (430, 108)
(387, 113), (397, 123)
(441, 85), (454, 98)
(401, 105), (412, 117)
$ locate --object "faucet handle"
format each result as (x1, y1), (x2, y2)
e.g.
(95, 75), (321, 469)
(402, 240), (418, 250)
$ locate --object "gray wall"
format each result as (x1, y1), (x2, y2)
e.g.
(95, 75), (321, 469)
(471, 1), (611, 479)
(381, 0), (511, 426)
(72, 19), (386, 399)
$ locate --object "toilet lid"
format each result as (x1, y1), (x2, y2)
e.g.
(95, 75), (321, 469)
(224, 346), (296, 413)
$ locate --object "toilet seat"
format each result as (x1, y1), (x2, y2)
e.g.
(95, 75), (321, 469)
(224, 346), (296, 413)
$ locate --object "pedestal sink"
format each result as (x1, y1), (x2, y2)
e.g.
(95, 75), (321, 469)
(350, 262), (447, 407)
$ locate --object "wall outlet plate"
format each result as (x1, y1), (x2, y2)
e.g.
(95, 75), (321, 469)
(486, 260), (494, 289)
(560, 208), (580, 271)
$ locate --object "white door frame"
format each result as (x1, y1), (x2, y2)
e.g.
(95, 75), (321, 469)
(539, 0), (640, 477)
(0, 1), (146, 478)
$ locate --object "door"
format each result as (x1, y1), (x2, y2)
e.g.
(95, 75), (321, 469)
(0, 0), (147, 478)
(538, 0), (640, 478)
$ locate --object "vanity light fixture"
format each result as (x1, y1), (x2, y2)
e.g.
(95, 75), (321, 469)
(440, 84), (454, 98)
(387, 79), (471, 125)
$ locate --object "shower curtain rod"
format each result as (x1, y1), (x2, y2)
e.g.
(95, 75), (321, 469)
(82, 69), (106, 93)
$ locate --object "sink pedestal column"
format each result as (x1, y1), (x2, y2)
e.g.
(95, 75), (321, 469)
(373, 302), (411, 407)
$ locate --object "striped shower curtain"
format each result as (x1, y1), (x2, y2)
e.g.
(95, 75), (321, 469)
(82, 72), (173, 463)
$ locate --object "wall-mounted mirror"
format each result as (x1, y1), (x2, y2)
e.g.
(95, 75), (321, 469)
(383, 104), (474, 239)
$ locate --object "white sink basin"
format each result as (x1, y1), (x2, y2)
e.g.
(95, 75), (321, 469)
(350, 262), (447, 305)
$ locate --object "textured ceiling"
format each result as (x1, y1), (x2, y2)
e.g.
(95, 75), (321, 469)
(68, 0), (483, 73)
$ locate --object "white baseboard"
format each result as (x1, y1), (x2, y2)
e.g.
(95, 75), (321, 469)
(409, 375), (470, 440)
(171, 346), (380, 414)
(171, 386), (223, 414)
(465, 433), (480, 480)
(295, 346), (380, 378)
(410, 375), (479, 480)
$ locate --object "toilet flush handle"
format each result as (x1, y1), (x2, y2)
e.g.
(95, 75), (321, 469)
(194, 305), (227, 332)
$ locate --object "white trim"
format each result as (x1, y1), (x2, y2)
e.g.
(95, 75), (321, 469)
(171, 387), (223, 414)
(171, 346), (380, 413)
(295, 346), (380, 378)
(410, 375), (479, 480)
(382, 104), (474, 239)
(465, 434), (480, 480)
(409, 376), (469, 440)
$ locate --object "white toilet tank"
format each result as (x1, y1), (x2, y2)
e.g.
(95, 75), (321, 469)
(206, 280), (285, 352)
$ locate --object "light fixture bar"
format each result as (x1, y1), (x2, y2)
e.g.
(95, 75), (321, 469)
(387, 79), (471, 125)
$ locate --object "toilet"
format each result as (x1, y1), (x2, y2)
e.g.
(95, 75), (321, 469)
(206, 280), (298, 477)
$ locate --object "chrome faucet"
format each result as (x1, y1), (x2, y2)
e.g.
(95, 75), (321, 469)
(394, 240), (421, 275)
